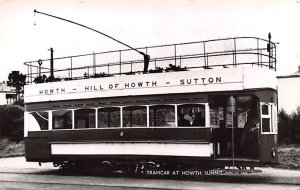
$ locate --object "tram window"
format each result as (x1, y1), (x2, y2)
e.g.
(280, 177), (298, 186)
(123, 106), (147, 127)
(209, 96), (226, 128)
(210, 95), (258, 128)
(262, 118), (271, 132)
(29, 112), (48, 131)
(52, 110), (72, 129)
(74, 109), (95, 129)
(223, 96), (258, 128)
(98, 107), (120, 128)
(210, 106), (224, 128)
(261, 103), (271, 132)
(236, 96), (257, 128)
(177, 104), (205, 127)
(262, 105), (269, 115)
(149, 105), (175, 127)
(261, 103), (277, 133)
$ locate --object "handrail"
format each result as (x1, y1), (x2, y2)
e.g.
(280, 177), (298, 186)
(24, 36), (276, 65)
(24, 36), (277, 84)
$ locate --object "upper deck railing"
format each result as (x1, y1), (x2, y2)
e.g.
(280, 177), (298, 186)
(24, 36), (276, 84)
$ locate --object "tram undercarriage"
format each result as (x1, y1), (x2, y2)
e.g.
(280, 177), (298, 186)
(50, 154), (264, 175)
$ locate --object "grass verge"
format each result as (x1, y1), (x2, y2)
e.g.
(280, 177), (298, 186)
(276, 144), (300, 170)
(0, 138), (24, 158)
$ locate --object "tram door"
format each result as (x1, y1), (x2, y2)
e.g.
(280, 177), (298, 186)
(212, 97), (278, 161)
(258, 103), (278, 162)
(224, 96), (260, 159)
(212, 95), (260, 159)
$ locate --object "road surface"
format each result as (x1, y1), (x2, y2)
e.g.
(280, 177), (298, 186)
(0, 157), (299, 190)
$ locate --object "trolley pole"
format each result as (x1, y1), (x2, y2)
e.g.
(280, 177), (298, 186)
(34, 10), (150, 73)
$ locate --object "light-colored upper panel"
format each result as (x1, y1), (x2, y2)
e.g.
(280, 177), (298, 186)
(243, 67), (277, 90)
(24, 67), (276, 103)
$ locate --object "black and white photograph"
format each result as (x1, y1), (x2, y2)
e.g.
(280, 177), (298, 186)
(0, 0), (299, 189)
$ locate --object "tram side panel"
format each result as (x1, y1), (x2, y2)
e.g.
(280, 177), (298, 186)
(256, 90), (278, 164)
(24, 92), (278, 166)
(25, 127), (213, 162)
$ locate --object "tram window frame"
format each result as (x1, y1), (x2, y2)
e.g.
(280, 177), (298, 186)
(52, 109), (73, 130)
(98, 107), (121, 128)
(260, 103), (277, 134)
(123, 106), (147, 127)
(27, 111), (49, 131)
(149, 104), (176, 127)
(177, 103), (207, 127)
(74, 108), (96, 129)
(272, 104), (278, 133)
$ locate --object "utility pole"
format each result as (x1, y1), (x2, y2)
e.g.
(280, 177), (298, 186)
(34, 9), (150, 73)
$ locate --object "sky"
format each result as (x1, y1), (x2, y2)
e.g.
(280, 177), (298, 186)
(0, 0), (300, 82)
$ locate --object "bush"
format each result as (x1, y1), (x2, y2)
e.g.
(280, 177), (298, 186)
(0, 105), (24, 142)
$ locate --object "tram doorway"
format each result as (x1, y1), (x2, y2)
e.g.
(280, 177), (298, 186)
(210, 95), (259, 159)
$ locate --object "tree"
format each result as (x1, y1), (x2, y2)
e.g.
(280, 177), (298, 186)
(278, 107), (300, 144)
(7, 71), (26, 101)
(278, 109), (289, 143)
(290, 107), (300, 143)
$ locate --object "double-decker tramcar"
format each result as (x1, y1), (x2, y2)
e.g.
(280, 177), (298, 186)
(24, 36), (278, 173)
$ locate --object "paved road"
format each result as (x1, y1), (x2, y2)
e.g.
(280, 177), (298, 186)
(0, 157), (299, 190)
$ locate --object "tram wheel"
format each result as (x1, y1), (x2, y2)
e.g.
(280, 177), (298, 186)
(99, 161), (113, 175)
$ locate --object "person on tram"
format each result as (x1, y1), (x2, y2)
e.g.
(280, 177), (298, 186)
(240, 111), (259, 157)
(178, 112), (191, 126)
(183, 109), (194, 126)
(192, 111), (205, 126)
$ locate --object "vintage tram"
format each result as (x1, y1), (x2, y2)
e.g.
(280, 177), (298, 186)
(24, 36), (278, 173)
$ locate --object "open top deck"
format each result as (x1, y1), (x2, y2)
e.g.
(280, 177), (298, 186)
(24, 36), (276, 84)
